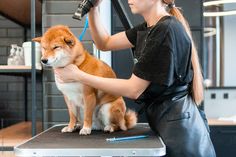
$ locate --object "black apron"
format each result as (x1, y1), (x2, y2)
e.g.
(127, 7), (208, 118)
(134, 30), (216, 157)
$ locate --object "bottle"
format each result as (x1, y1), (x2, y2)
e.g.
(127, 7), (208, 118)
(17, 46), (24, 65)
(7, 44), (17, 65)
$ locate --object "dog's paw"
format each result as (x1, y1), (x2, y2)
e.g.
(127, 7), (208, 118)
(104, 125), (114, 133)
(61, 126), (76, 133)
(79, 127), (91, 135)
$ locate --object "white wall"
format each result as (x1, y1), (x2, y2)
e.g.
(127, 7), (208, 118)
(95, 0), (112, 66)
(223, 4), (236, 86)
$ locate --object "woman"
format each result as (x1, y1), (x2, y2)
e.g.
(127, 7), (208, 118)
(55, 0), (216, 156)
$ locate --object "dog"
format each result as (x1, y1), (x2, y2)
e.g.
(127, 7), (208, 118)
(33, 25), (137, 135)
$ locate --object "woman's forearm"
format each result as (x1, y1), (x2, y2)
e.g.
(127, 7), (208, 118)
(78, 70), (137, 99)
(88, 7), (110, 51)
(54, 65), (150, 99)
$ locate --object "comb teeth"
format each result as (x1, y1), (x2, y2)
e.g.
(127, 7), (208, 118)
(73, 11), (82, 20)
(72, 5), (84, 20)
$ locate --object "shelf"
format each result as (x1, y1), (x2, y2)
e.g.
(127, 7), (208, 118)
(0, 65), (42, 73)
(208, 118), (236, 126)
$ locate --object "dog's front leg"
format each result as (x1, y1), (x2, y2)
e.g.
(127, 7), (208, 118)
(79, 93), (96, 135)
(61, 95), (78, 133)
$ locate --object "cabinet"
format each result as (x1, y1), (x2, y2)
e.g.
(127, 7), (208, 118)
(209, 119), (236, 157)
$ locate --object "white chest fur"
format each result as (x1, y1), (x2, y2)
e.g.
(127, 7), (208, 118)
(54, 77), (112, 131)
(55, 79), (84, 107)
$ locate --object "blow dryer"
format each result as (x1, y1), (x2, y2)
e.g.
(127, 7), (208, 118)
(73, 0), (97, 20)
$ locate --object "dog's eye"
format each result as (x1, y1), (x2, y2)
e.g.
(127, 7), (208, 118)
(53, 46), (61, 50)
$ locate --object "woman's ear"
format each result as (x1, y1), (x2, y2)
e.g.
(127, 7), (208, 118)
(32, 37), (42, 43)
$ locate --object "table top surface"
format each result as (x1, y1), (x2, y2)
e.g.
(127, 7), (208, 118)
(14, 123), (166, 156)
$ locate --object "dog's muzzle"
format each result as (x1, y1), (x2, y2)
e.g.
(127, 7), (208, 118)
(41, 59), (48, 64)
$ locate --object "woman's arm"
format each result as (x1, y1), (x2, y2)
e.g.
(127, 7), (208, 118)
(88, 6), (134, 51)
(54, 64), (150, 99)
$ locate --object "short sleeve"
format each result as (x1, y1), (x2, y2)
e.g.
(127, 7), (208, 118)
(133, 24), (175, 87)
(125, 23), (146, 46)
(133, 44), (175, 87)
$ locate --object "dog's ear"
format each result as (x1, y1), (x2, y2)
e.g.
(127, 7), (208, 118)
(64, 37), (75, 47)
(32, 37), (42, 43)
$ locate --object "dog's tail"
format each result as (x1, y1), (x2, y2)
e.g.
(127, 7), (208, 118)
(124, 109), (137, 129)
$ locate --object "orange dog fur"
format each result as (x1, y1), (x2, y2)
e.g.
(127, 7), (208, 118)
(33, 25), (137, 135)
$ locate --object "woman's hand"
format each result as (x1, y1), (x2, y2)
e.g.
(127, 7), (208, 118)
(54, 64), (81, 83)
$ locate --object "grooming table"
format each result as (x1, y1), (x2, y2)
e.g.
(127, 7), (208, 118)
(14, 123), (166, 157)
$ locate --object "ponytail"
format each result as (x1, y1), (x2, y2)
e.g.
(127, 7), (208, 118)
(163, 0), (204, 105)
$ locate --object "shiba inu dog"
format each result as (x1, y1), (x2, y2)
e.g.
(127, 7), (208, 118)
(33, 25), (137, 135)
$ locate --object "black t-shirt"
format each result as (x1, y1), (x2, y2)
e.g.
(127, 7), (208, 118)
(125, 16), (193, 97)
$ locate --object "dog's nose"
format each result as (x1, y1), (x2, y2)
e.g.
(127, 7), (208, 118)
(41, 59), (48, 64)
